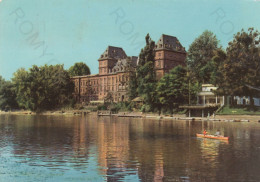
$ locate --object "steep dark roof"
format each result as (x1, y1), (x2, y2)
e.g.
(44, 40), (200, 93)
(110, 56), (138, 73)
(99, 46), (127, 60)
(155, 34), (186, 52)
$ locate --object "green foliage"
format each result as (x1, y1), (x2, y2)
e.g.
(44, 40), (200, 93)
(127, 69), (138, 102)
(98, 102), (132, 113)
(60, 98), (77, 110)
(104, 92), (114, 106)
(12, 65), (74, 111)
(187, 30), (220, 83)
(97, 105), (107, 111)
(136, 34), (157, 111)
(210, 49), (227, 85)
(68, 62), (91, 77)
(109, 102), (131, 112)
(219, 28), (260, 107)
(217, 105), (260, 115)
(0, 76), (18, 110)
(128, 71), (138, 101)
(156, 66), (198, 113)
(125, 57), (138, 101)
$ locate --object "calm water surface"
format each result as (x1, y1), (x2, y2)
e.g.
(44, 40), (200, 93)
(0, 114), (260, 182)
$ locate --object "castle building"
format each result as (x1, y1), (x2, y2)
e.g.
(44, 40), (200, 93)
(71, 34), (186, 104)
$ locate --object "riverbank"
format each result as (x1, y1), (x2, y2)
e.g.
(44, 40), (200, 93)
(1, 110), (259, 122)
(0, 110), (90, 116)
(98, 112), (259, 122)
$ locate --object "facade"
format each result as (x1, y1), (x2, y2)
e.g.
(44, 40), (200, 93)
(71, 34), (186, 104)
(197, 84), (225, 106)
(180, 84), (224, 117)
(154, 34), (186, 80)
(234, 96), (260, 106)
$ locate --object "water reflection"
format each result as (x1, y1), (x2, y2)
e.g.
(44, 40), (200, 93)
(0, 114), (260, 181)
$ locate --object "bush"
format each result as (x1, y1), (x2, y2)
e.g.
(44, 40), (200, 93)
(74, 104), (83, 110)
(107, 102), (132, 113)
(97, 105), (107, 110)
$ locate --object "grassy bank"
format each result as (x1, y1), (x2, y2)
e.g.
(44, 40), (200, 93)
(217, 106), (260, 115)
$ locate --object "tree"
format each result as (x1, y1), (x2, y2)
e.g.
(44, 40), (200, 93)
(12, 65), (74, 111)
(136, 34), (157, 111)
(210, 49), (227, 85)
(187, 30), (220, 83)
(156, 66), (193, 114)
(126, 57), (138, 101)
(220, 28), (260, 108)
(104, 92), (113, 106)
(68, 62), (91, 77)
(0, 76), (18, 110)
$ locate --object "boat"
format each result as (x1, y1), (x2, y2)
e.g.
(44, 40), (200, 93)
(196, 133), (229, 140)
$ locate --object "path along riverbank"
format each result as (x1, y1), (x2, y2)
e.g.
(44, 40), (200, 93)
(1, 110), (259, 123)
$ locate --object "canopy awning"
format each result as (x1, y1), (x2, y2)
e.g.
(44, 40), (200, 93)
(132, 97), (144, 102)
(90, 100), (104, 104)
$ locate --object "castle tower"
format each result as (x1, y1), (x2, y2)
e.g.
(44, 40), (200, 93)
(98, 46), (127, 75)
(154, 34), (187, 80)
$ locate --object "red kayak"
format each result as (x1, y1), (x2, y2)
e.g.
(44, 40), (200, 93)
(196, 133), (229, 140)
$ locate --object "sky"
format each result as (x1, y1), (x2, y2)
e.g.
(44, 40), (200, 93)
(0, 0), (260, 80)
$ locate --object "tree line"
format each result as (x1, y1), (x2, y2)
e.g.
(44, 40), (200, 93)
(128, 28), (260, 113)
(1, 28), (259, 112)
(0, 63), (90, 111)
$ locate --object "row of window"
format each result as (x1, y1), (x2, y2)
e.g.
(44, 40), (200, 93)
(77, 76), (129, 86)
(99, 68), (107, 74)
(156, 52), (178, 58)
(79, 94), (128, 102)
(80, 80), (99, 86)
(79, 84), (128, 94)
(99, 61), (107, 66)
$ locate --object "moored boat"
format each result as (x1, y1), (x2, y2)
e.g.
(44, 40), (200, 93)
(196, 133), (229, 140)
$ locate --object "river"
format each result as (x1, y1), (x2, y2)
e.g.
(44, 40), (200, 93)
(0, 114), (260, 181)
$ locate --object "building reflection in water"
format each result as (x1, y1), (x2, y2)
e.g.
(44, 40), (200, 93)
(97, 116), (132, 181)
(1, 114), (260, 181)
(153, 146), (164, 182)
(72, 118), (87, 156)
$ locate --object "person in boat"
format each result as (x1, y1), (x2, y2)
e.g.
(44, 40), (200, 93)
(215, 130), (220, 136)
(203, 129), (207, 136)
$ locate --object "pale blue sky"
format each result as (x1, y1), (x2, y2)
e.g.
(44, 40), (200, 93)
(0, 0), (260, 80)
